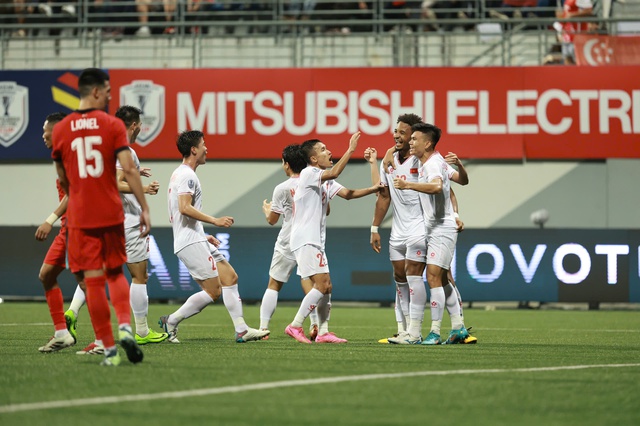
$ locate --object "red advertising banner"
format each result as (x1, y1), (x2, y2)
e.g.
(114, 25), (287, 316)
(109, 67), (640, 160)
(574, 35), (640, 66)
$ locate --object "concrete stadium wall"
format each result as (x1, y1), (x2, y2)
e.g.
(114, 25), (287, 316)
(2, 159), (639, 229)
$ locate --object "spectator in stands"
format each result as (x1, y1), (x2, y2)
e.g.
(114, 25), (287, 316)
(384, 1), (422, 32)
(291, 0), (317, 20)
(35, 1), (78, 37)
(134, 0), (152, 36)
(320, 2), (372, 34)
(162, 0), (177, 33)
(429, 0), (475, 32)
(555, 0), (593, 64)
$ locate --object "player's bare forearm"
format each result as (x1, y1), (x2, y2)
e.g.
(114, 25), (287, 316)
(395, 177), (442, 194)
(372, 189), (391, 226)
(339, 186), (379, 200)
(322, 131), (361, 182)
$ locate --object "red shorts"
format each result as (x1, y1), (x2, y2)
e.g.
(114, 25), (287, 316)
(67, 224), (126, 272)
(43, 226), (67, 268)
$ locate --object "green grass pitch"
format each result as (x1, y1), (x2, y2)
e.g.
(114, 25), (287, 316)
(1, 302), (639, 425)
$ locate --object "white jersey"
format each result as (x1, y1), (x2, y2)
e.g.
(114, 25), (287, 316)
(270, 176), (299, 259)
(115, 147), (142, 229)
(418, 151), (457, 228)
(290, 166), (343, 251)
(168, 164), (207, 253)
(379, 152), (424, 240)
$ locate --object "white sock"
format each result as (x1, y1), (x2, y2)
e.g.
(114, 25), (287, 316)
(444, 284), (461, 317)
(259, 288), (278, 330)
(54, 329), (70, 338)
(309, 307), (319, 329)
(429, 286), (446, 334)
(452, 283), (465, 321)
(317, 293), (331, 335)
(95, 339), (103, 347)
(407, 275), (426, 338)
(291, 288), (323, 327)
(68, 285), (86, 316)
(396, 281), (410, 327)
(394, 281), (408, 332)
(130, 282), (149, 336)
(222, 284), (247, 334)
(170, 290), (213, 325)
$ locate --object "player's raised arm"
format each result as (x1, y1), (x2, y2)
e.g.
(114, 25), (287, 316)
(263, 199), (281, 226)
(445, 152), (469, 185)
(321, 131), (360, 182)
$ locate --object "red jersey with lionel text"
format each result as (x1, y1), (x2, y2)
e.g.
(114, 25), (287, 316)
(51, 109), (129, 229)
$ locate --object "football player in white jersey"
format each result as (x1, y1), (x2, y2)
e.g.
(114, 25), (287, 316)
(114, 106), (168, 346)
(159, 130), (269, 343)
(366, 113), (426, 343)
(369, 116), (476, 345)
(393, 122), (471, 345)
(285, 132), (380, 344)
(259, 144), (320, 339)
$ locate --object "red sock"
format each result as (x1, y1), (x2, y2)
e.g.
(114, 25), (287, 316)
(106, 271), (131, 327)
(45, 287), (66, 331)
(85, 275), (115, 348)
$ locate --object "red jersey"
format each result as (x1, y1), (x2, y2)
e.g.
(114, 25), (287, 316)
(561, 0), (593, 42)
(51, 109), (129, 229)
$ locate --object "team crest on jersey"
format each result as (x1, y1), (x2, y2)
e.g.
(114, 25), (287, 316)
(119, 80), (165, 147)
(188, 179), (195, 189)
(0, 81), (28, 148)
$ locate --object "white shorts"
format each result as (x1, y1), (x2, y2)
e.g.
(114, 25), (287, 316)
(389, 234), (427, 263)
(207, 242), (227, 264)
(124, 226), (149, 264)
(269, 249), (297, 283)
(426, 229), (457, 269)
(294, 244), (329, 278)
(177, 241), (219, 281)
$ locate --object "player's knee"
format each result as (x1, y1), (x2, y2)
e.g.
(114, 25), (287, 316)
(38, 269), (55, 288)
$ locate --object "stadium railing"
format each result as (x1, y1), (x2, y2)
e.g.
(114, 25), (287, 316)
(0, 0), (638, 69)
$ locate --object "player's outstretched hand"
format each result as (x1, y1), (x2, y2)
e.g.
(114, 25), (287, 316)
(207, 234), (221, 247)
(445, 152), (461, 166)
(213, 216), (234, 228)
(146, 180), (160, 195)
(382, 147), (396, 172)
(262, 199), (272, 216)
(348, 131), (361, 152)
(35, 223), (52, 241)
(370, 232), (381, 253)
(393, 177), (408, 189)
(139, 167), (152, 177)
(364, 147), (377, 163)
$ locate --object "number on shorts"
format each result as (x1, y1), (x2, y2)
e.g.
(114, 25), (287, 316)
(208, 255), (217, 271)
(316, 252), (326, 267)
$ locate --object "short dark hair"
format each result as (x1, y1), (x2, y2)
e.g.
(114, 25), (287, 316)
(177, 130), (204, 158)
(115, 105), (142, 128)
(300, 139), (321, 164)
(397, 113), (422, 127)
(282, 144), (306, 174)
(411, 122), (442, 147)
(45, 112), (66, 125)
(78, 68), (110, 98)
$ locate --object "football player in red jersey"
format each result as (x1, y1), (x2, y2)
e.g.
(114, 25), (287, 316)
(52, 68), (151, 366)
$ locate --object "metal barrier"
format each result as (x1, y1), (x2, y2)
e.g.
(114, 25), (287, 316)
(0, 0), (638, 68)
